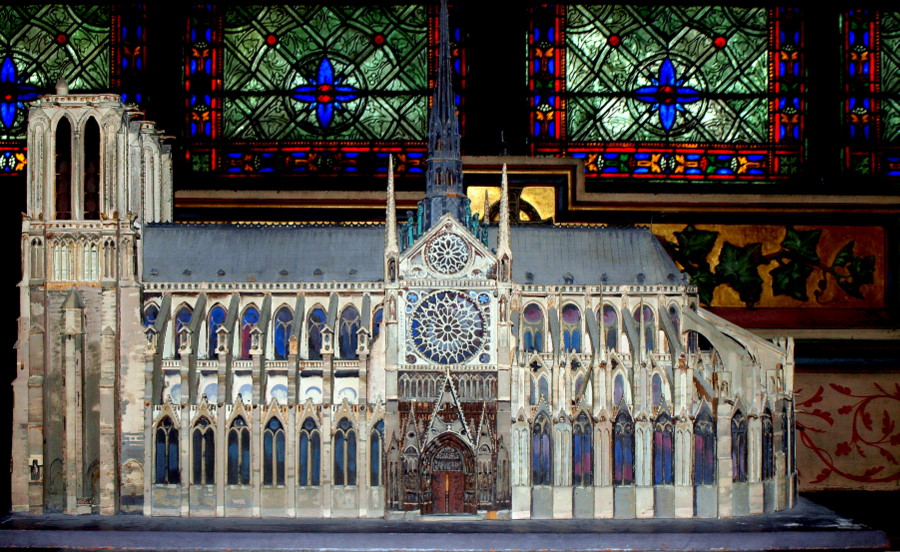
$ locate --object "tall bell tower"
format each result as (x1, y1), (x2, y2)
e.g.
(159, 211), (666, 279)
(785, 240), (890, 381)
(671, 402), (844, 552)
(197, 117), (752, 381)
(12, 81), (172, 514)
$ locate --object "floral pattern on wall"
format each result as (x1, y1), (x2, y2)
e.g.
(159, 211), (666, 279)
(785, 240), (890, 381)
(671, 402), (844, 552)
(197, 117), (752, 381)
(796, 372), (900, 490)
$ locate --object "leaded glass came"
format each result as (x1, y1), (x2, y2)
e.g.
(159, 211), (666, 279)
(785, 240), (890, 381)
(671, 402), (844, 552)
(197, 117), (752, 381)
(223, 5), (427, 142)
(529, 5), (806, 183)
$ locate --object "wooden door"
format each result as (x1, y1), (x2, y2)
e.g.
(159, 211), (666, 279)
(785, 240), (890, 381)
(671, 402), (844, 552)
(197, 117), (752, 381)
(432, 470), (465, 514)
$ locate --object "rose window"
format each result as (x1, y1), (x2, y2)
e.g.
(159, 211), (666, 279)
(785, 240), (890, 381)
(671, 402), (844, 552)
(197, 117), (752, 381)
(411, 290), (485, 364)
(426, 234), (470, 274)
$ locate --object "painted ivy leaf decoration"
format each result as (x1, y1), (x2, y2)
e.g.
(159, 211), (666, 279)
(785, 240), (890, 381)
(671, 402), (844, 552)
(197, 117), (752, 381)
(771, 259), (814, 301)
(666, 225), (719, 305)
(781, 226), (821, 264)
(715, 242), (763, 306)
(831, 241), (876, 299)
(672, 225), (718, 266)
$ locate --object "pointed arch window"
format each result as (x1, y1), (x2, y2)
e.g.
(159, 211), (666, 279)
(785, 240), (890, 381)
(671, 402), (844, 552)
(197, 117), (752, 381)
(155, 416), (179, 484)
(601, 305), (618, 350)
(174, 305), (192, 360)
(192, 417), (215, 484)
(334, 417), (357, 485)
(227, 416), (251, 485)
(653, 411), (674, 485)
(693, 408), (716, 485)
(273, 306), (293, 360)
(207, 305), (226, 358)
(83, 117), (100, 219)
(573, 412), (592, 486)
(634, 305), (655, 351)
(307, 307), (327, 360)
(263, 417), (286, 485)
(371, 419), (385, 486)
(523, 303), (544, 353)
(532, 413), (552, 485)
(240, 306), (260, 359)
(561, 304), (582, 353)
(298, 417), (321, 486)
(762, 409), (775, 480)
(55, 117), (72, 220)
(143, 304), (159, 328)
(339, 305), (360, 359)
(613, 409), (634, 485)
(732, 411), (748, 483)
(372, 307), (384, 340)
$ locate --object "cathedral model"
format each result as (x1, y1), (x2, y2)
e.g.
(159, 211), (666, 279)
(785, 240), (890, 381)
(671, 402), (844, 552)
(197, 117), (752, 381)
(11, 3), (796, 519)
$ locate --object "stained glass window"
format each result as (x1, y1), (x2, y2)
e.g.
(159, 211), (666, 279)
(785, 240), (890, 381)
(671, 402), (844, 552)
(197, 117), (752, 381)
(613, 408), (634, 485)
(208, 305), (226, 358)
(155, 416), (179, 484)
(531, 413), (552, 485)
(693, 408), (716, 485)
(298, 417), (321, 486)
(273, 306), (293, 360)
(653, 411), (674, 485)
(240, 306), (259, 359)
(529, 5), (805, 183)
(572, 412), (592, 486)
(187, 4), (466, 178)
(192, 417), (215, 485)
(842, 10), (900, 177)
(263, 417), (285, 486)
(228, 416), (251, 485)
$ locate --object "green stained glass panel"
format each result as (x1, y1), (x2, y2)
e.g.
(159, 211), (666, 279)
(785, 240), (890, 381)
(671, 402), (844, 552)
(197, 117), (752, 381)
(0, 5), (110, 139)
(223, 5), (428, 141)
(881, 12), (900, 141)
(565, 5), (769, 143)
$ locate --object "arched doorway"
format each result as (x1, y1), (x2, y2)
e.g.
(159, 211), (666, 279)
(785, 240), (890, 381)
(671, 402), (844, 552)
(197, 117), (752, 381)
(420, 434), (476, 515)
(431, 445), (465, 514)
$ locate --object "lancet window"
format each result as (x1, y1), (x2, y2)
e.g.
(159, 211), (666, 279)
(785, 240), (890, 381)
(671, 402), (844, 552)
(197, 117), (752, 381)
(228, 416), (251, 485)
(371, 420), (384, 486)
(83, 117), (100, 219)
(694, 408), (716, 485)
(55, 117), (72, 220)
(307, 307), (327, 360)
(174, 305), (192, 360)
(572, 412), (592, 486)
(298, 417), (321, 486)
(373, 307), (384, 340)
(532, 414), (552, 485)
(263, 417), (286, 485)
(613, 408), (634, 485)
(653, 411), (674, 485)
(602, 305), (618, 350)
(273, 306), (293, 360)
(634, 306), (655, 351)
(561, 304), (582, 353)
(155, 416), (179, 484)
(240, 306), (260, 359)
(192, 417), (215, 485)
(522, 303), (544, 353)
(334, 418), (357, 486)
(143, 304), (159, 328)
(207, 305), (226, 358)
(339, 305), (360, 359)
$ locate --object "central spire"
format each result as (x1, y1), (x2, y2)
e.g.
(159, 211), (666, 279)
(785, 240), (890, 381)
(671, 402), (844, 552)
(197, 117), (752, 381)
(420, 0), (466, 231)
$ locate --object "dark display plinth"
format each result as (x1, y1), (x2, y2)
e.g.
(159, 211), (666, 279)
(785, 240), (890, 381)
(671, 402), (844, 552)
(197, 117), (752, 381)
(0, 498), (887, 551)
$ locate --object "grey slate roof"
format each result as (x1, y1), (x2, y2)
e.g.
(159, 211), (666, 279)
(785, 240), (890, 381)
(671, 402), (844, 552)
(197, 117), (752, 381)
(142, 223), (683, 286)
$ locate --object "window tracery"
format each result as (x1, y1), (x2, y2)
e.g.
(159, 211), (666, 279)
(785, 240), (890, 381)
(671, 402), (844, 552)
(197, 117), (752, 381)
(298, 417), (321, 486)
(155, 416), (179, 484)
(228, 416), (251, 485)
(192, 416), (215, 485)
(334, 417), (356, 485)
(263, 417), (285, 485)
